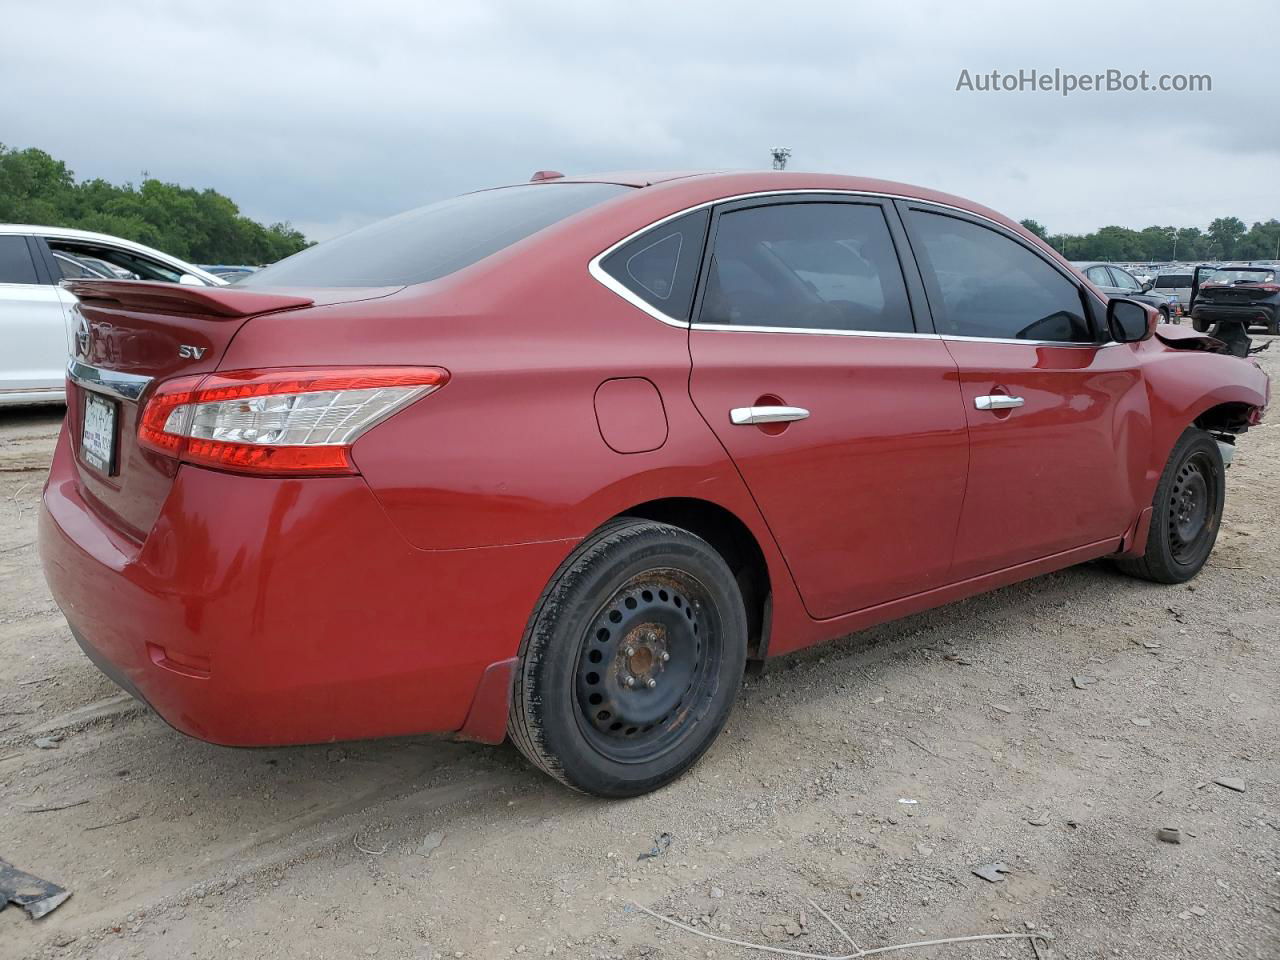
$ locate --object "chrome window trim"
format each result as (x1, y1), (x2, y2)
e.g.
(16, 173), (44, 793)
(67, 358), (152, 402)
(586, 185), (1034, 332)
(694, 322), (1110, 349)
(693, 322), (937, 341)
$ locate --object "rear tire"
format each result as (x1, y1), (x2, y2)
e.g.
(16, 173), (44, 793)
(508, 518), (747, 797)
(1191, 316), (1210, 333)
(1114, 428), (1225, 584)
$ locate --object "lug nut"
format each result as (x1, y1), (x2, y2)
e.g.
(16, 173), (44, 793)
(646, 678), (657, 689)
(660, 651), (670, 662)
(624, 645), (636, 656)
(623, 675), (635, 688)
(646, 631), (657, 642)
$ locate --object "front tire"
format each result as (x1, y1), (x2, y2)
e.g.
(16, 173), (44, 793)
(1115, 428), (1225, 584)
(508, 519), (747, 797)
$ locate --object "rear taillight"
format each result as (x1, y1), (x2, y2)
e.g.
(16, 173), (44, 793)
(138, 367), (448, 475)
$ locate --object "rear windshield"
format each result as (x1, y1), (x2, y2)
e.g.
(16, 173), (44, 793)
(1203, 268), (1276, 284)
(241, 183), (631, 288)
(1154, 274), (1192, 286)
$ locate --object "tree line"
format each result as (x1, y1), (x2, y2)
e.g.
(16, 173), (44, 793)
(1019, 216), (1280, 264)
(0, 144), (310, 265)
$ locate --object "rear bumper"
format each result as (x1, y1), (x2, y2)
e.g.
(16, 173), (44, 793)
(38, 429), (575, 746)
(1191, 303), (1278, 325)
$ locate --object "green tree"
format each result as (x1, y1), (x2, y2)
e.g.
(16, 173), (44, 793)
(1207, 217), (1247, 260)
(1019, 218), (1048, 240)
(0, 143), (309, 264)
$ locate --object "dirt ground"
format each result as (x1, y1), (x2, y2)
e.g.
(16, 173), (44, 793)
(1, 346), (1277, 960)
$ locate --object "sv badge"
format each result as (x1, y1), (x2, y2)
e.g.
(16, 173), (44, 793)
(179, 344), (207, 360)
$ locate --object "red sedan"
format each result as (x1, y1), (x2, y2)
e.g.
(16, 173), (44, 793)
(39, 171), (1269, 797)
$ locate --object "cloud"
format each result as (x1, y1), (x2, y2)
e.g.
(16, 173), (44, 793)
(1, 0), (1273, 241)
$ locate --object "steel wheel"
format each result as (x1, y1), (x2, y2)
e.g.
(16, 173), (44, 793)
(1167, 452), (1217, 565)
(574, 569), (719, 763)
(509, 518), (747, 797)
(1114, 427), (1225, 584)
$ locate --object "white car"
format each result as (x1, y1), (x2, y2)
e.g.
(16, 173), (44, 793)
(0, 225), (225, 406)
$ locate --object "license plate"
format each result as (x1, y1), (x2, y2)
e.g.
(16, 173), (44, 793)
(82, 393), (117, 474)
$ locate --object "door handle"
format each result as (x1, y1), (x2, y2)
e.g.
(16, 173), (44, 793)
(730, 405), (810, 425)
(974, 395), (1025, 411)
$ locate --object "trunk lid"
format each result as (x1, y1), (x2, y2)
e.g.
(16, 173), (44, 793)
(64, 281), (317, 541)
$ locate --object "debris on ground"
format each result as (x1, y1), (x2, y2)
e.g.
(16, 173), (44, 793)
(1025, 813), (1050, 826)
(1131, 718), (1152, 727)
(419, 832), (444, 857)
(972, 861), (1012, 883)
(0, 859), (71, 919)
(1213, 777), (1246, 793)
(637, 832), (672, 861)
(760, 913), (804, 940)
(32, 736), (61, 750)
(1072, 675), (1096, 690)
(1157, 826), (1183, 844)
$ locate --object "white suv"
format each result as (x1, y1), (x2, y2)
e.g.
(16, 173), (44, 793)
(0, 225), (225, 405)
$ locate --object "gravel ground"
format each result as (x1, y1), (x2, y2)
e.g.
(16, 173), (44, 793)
(1, 344), (1277, 960)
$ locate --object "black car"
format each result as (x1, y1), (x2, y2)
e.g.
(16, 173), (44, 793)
(1073, 261), (1181, 322)
(1191, 266), (1279, 338)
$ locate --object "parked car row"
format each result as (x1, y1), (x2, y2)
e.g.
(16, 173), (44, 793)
(34, 170), (1269, 797)
(0, 226), (224, 405)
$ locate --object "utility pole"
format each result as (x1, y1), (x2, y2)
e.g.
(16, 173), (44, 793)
(770, 148), (791, 171)
(1167, 227), (1179, 261)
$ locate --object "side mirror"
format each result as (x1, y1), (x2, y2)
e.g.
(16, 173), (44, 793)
(1140, 279), (1154, 293)
(178, 273), (206, 286)
(1107, 298), (1157, 343)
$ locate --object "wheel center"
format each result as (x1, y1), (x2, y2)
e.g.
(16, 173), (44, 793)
(629, 646), (655, 674)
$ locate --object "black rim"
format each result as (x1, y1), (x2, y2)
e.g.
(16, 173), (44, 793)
(1167, 450), (1219, 564)
(572, 568), (722, 764)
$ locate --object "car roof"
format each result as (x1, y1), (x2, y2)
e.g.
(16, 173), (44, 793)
(553, 171), (725, 187)
(533, 170), (1043, 241)
(0, 223), (223, 284)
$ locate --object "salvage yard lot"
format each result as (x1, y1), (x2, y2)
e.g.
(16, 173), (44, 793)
(2, 345), (1278, 960)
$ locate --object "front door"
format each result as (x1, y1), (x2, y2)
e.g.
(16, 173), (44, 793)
(688, 197), (969, 619)
(899, 203), (1145, 579)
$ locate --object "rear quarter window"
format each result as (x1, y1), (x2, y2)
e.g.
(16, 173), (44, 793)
(0, 236), (38, 284)
(241, 183), (631, 288)
(598, 210), (710, 323)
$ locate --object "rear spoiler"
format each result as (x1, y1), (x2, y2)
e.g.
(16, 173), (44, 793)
(64, 280), (314, 319)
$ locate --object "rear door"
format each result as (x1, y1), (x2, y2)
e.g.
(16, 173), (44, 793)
(687, 196), (969, 619)
(898, 202), (1145, 579)
(0, 235), (69, 399)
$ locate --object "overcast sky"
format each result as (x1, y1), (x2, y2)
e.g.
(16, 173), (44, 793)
(3, 0), (1275, 242)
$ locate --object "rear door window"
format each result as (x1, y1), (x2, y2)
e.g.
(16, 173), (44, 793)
(598, 210), (709, 323)
(1106, 266), (1142, 292)
(0, 236), (38, 284)
(696, 201), (914, 333)
(906, 210), (1092, 342)
(242, 183), (631, 288)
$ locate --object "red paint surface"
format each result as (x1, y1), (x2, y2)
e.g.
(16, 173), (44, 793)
(39, 171), (1270, 748)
